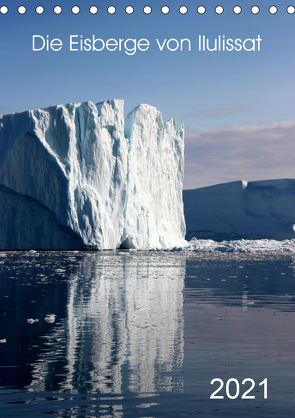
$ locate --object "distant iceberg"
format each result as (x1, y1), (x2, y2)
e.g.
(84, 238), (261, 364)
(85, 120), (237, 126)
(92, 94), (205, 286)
(0, 100), (185, 250)
(183, 179), (295, 242)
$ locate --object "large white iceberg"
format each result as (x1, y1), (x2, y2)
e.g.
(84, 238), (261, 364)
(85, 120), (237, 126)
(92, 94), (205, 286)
(0, 100), (185, 250)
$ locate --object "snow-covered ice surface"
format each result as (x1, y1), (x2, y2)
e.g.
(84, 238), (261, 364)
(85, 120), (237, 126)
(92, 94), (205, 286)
(183, 179), (295, 242)
(0, 100), (185, 250)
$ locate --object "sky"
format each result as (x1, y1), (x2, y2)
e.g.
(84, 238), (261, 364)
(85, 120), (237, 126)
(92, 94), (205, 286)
(0, 0), (295, 189)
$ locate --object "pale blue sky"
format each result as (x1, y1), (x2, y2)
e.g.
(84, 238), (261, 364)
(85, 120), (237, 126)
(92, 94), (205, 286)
(1, 0), (295, 188)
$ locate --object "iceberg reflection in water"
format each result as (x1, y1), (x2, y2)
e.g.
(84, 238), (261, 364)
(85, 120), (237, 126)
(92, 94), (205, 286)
(1, 250), (295, 417)
(25, 252), (185, 394)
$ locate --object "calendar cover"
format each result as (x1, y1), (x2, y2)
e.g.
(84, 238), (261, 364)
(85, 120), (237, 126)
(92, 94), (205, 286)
(0, 1), (295, 417)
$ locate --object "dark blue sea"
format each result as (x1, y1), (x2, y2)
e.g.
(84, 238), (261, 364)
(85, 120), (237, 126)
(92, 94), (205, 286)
(0, 249), (295, 417)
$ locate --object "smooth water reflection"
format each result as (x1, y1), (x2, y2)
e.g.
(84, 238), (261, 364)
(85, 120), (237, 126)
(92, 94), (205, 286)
(1, 250), (295, 417)
(1, 251), (185, 396)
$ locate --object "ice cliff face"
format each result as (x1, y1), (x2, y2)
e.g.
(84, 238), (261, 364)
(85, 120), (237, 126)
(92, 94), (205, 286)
(0, 100), (185, 250)
(123, 105), (185, 248)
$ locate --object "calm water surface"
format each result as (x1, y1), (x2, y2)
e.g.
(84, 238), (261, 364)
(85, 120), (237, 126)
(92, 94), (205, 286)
(0, 250), (295, 417)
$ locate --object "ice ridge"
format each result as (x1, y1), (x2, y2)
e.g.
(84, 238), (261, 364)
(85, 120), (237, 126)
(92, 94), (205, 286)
(0, 100), (185, 250)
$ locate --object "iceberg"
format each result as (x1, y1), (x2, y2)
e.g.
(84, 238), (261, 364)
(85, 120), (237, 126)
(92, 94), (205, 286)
(0, 100), (185, 250)
(123, 104), (185, 248)
(183, 179), (295, 241)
